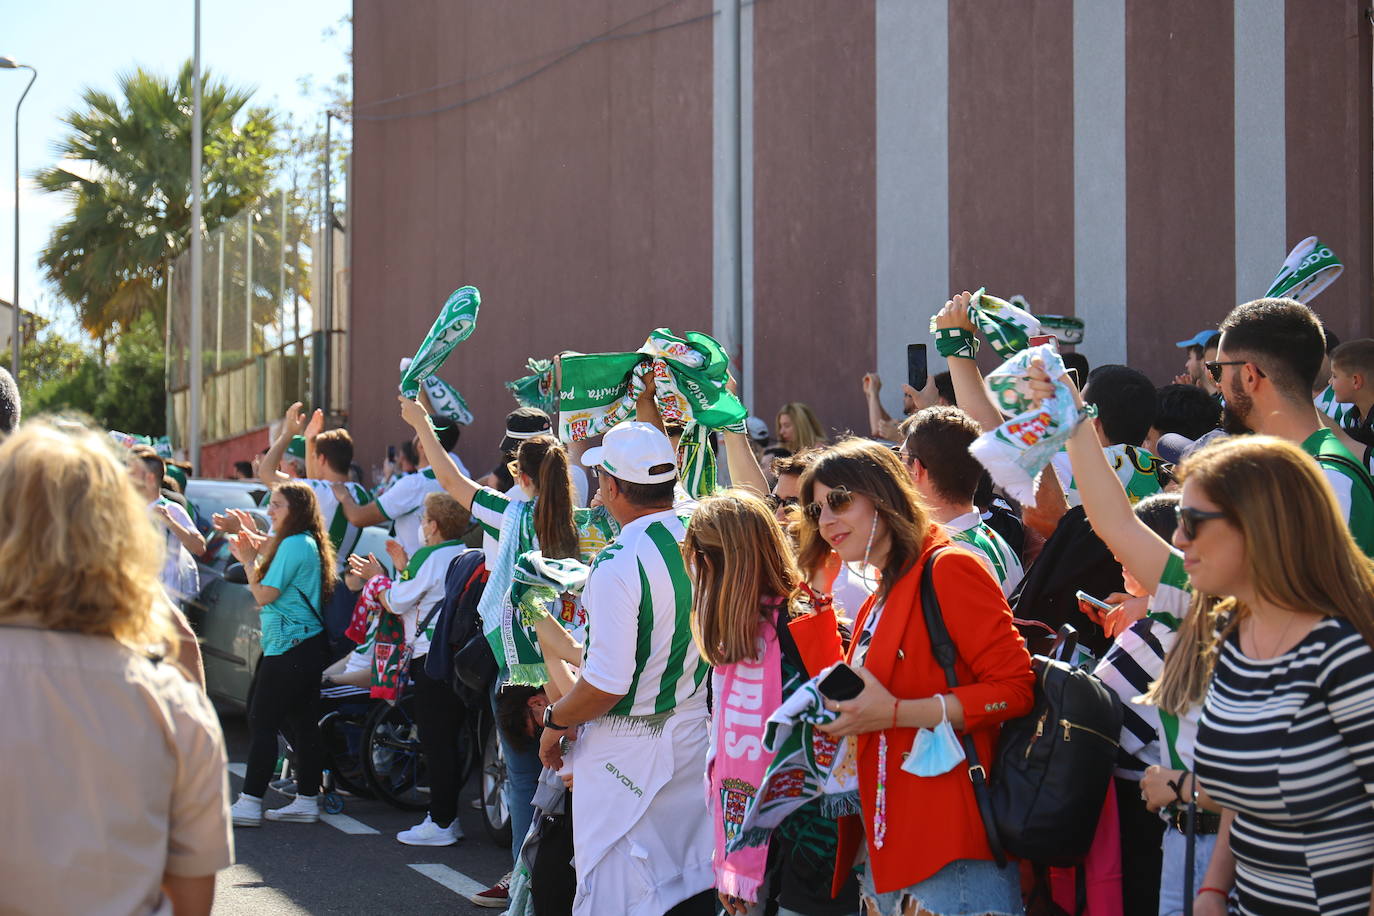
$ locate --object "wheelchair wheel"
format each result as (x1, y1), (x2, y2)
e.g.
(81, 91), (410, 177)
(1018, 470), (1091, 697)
(361, 694), (430, 811)
(322, 791), (345, 815)
(319, 707), (374, 799)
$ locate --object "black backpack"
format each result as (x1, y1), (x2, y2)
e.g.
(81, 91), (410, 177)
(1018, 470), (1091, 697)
(920, 548), (1123, 869)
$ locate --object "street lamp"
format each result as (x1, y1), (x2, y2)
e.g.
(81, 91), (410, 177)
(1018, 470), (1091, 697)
(0, 56), (37, 383)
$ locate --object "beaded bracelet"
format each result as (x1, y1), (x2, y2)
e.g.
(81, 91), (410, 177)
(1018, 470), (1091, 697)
(934, 327), (979, 360)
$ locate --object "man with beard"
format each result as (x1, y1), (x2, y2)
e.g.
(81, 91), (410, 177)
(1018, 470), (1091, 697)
(1214, 297), (1374, 556)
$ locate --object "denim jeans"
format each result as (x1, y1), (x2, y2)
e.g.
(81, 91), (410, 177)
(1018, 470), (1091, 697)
(491, 678), (542, 863)
(1158, 828), (1218, 916)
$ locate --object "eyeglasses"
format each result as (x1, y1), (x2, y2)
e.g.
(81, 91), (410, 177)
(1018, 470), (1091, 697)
(1175, 505), (1228, 541)
(804, 486), (855, 521)
(1204, 360), (1266, 383)
(765, 494), (799, 512)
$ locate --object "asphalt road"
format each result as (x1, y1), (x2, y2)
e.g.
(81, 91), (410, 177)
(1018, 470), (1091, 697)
(215, 712), (515, 915)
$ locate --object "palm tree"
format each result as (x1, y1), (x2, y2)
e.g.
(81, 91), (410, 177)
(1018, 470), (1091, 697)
(37, 63), (281, 340)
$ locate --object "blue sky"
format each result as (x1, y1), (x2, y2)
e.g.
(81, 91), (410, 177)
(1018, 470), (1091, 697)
(0, 0), (351, 336)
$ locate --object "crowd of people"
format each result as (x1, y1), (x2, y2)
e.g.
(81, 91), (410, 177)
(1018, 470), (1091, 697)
(5, 288), (1374, 916)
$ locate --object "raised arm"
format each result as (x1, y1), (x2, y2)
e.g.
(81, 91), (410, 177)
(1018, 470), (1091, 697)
(398, 395), (481, 509)
(863, 373), (892, 438)
(933, 293), (1004, 432)
(260, 402), (308, 489)
(1027, 361), (1171, 588)
(722, 374), (768, 496)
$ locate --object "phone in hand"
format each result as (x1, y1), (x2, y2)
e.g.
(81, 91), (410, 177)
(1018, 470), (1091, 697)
(1075, 590), (1115, 618)
(818, 662), (866, 701)
(1065, 367), (1081, 389)
(907, 343), (928, 392)
(1029, 334), (1058, 351)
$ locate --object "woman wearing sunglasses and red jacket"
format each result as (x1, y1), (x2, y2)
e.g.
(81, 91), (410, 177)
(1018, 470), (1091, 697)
(785, 437), (1034, 916)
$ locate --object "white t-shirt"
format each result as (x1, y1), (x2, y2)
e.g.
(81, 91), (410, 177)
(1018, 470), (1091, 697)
(378, 468), (447, 555)
(581, 508), (708, 718)
(152, 497), (200, 600)
(304, 478), (373, 572)
(830, 563), (876, 619)
(386, 541), (466, 657)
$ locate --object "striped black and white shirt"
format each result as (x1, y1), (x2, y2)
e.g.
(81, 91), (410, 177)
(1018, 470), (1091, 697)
(1194, 618), (1374, 915)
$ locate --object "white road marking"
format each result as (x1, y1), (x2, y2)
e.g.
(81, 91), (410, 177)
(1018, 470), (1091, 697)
(321, 813), (380, 835)
(227, 763), (246, 778)
(408, 863), (486, 899)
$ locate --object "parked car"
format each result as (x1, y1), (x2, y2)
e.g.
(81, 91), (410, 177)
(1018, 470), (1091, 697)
(182, 478), (393, 712)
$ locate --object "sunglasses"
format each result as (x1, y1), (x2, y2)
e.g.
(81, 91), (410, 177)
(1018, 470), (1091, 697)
(1204, 360), (1266, 383)
(765, 494), (799, 512)
(1175, 505), (1228, 540)
(804, 486), (855, 521)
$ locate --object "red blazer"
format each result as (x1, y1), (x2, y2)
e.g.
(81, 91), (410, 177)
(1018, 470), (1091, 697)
(787, 527), (1034, 896)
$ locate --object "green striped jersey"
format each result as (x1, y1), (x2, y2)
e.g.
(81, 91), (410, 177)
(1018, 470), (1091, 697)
(1300, 429), (1374, 558)
(580, 508), (708, 718)
(944, 511), (1024, 598)
(1316, 384), (1352, 425)
(469, 486), (618, 564)
(304, 479), (373, 572)
(1053, 444), (1169, 508)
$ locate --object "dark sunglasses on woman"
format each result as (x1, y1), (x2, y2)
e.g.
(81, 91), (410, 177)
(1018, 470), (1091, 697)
(804, 486), (855, 521)
(1176, 504), (1228, 540)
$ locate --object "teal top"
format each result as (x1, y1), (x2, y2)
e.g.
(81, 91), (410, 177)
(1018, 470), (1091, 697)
(259, 532), (324, 656)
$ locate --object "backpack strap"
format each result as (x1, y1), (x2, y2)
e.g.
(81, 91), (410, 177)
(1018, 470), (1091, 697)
(919, 547), (1008, 868)
(1316, 450), (1374, 503)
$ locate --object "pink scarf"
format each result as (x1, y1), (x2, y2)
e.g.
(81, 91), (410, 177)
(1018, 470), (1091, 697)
(708, 608), (785, 904)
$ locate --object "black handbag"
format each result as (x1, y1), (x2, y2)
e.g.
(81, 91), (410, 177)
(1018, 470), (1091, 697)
(920, 548), (1123, 873)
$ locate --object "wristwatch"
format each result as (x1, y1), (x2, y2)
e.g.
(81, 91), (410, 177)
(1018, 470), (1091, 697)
(542, 705), (568, 731)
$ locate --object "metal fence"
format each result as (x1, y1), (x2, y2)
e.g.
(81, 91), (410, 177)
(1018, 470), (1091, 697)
(166, 189), (348, 449)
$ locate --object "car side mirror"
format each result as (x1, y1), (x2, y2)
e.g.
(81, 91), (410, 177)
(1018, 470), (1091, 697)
(225, 563), (250, 586)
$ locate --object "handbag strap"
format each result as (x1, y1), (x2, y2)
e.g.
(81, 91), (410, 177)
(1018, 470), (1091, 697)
(918, 548), (1008, 868)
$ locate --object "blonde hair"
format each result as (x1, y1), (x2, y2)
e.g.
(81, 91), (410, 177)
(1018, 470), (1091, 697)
(777, 402), (826, 451)
(256, 481), (336, 602)
(1146, 435), (1374, 715)
(423, 490), (471, 541)
(683, 489), (801, 666)
(797, 437), (930, 603)
(0, 417), (173, 650)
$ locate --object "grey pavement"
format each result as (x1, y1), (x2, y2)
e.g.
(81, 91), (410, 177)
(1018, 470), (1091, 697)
(215, 712), (513, 914)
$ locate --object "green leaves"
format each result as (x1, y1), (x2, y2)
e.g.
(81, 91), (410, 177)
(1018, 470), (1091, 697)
(37, 62), (282, 338)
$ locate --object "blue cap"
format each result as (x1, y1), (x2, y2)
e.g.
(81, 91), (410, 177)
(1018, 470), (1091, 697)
(1175, 329), (1220, 349)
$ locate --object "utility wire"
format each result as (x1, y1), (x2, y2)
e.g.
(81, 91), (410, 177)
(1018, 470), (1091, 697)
(352, 3), (718, 122)
(354, 0), (686, 111)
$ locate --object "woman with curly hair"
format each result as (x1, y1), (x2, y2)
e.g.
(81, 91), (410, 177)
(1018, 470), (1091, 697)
(226, 480), (336, 828)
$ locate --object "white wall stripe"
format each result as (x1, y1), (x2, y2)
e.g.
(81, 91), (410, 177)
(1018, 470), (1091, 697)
(713, 0), (747, 402)
(408, 863), (487, 898)
(875, 0), (949, 419)
(1073, 0), (1128, 367)
(1233, 0), (1286, 304)
(740, 0), (755, 412)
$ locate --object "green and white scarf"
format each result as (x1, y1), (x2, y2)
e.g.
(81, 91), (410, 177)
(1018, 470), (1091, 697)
(928, 287), (1043, 359)
(475, 497), (592, 686)
(400, 286), (481, 398)
(1265, 237), (1342, 303)
(399, 357), (474, 425)
(506, 357), (559, 415)
(675, 421), (718, 499)
(557, 329), (747, 441)
(728, 676), (859, 853)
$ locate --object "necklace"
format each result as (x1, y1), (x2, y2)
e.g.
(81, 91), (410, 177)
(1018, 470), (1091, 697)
(1244, 612), (1301, 660)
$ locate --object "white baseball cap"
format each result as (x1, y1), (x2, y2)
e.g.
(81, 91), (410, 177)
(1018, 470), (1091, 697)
(745, 416), (769, 444)
(581, 421), (679, 484)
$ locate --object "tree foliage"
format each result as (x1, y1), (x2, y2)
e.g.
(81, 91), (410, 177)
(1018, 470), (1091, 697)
(36, 63), (280, 339)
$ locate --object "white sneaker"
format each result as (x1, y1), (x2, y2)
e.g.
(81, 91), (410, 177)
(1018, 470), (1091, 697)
(264, 794), (320, 823)
(396, 814), (463, 846)
(230, 794), (263, 828)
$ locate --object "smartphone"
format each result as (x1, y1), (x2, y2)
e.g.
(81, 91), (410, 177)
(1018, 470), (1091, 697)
(818, 663), (866, 701)
(387, 445), (397, 461)
(1065, 367), (1081, 389)
(1075, 590), (1115, 615)
(907, 343), (928, 392)
(1029, 334), (1058, 351)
